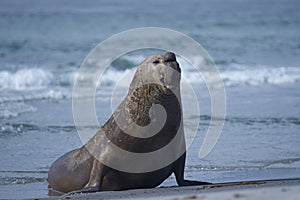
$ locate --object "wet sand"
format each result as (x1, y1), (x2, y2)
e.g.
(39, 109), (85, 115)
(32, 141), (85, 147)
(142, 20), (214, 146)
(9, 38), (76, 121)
(39, 178), (300, 200)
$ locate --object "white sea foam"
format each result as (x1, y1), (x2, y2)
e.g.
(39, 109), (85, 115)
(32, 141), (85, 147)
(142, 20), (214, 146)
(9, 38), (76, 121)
(0, 63), (299, 104)
(175, 57), (300, 87)
(221, 66), (300, 86)
(0, 68), (53, 90)
(0, 102), (37, 118)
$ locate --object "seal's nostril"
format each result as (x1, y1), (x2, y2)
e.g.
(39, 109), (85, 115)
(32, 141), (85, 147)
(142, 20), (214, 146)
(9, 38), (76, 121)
(164, 52), (176, 62)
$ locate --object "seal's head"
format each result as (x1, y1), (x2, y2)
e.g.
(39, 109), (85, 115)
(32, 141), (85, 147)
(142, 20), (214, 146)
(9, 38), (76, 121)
(130, 52), (181, 92)
(125, 52), (182, 127)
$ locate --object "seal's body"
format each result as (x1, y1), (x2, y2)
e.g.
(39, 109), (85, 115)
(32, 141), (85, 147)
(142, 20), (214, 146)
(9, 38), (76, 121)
(48, 52), (210, 194)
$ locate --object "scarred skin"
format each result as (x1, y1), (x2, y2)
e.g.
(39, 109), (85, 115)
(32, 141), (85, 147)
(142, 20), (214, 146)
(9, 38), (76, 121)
(47, 52), (211, 195)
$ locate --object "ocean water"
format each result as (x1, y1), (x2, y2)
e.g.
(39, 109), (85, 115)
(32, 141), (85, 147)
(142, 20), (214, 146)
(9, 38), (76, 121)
(1, 0), (300, 199)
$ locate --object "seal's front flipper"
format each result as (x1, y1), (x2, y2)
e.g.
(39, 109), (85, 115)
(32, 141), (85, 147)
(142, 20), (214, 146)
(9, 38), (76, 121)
(174, 153), (212, 186)
(177, 179), (212, 186)
(84, 159), (107, 190)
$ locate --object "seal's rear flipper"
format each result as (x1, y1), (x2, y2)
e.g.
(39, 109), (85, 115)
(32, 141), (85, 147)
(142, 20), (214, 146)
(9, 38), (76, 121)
(48, 186), (65, 196)
(62, 187), (99, 197)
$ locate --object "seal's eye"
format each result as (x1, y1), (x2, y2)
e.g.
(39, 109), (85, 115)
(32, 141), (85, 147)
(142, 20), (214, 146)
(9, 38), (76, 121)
(152, 60), (160, 64)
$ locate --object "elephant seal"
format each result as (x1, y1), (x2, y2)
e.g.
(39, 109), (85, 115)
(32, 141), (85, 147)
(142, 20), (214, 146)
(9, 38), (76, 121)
(48, 52), (211, 195)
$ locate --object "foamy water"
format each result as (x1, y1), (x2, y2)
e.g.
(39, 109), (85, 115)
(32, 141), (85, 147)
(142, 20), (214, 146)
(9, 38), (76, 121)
(1, 59), (299, 96)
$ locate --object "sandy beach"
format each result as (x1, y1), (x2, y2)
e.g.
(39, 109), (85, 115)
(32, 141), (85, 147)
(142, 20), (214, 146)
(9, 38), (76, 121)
(39, 178), (300, 200)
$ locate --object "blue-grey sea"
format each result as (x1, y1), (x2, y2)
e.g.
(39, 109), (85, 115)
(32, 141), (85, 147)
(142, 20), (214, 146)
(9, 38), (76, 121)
(0, 0), (300, 199)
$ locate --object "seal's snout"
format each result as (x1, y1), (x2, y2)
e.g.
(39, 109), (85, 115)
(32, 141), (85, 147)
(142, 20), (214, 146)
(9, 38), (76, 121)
(164, 52), (176, 62)
(164, 52), (181, 73)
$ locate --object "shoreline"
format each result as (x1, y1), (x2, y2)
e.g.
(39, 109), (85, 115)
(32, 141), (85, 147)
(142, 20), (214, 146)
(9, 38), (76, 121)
(38, 178), (300, 200)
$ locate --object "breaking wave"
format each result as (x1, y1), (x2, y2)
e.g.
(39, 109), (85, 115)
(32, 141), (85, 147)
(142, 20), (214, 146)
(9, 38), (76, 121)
(0, 60), (299, 107)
